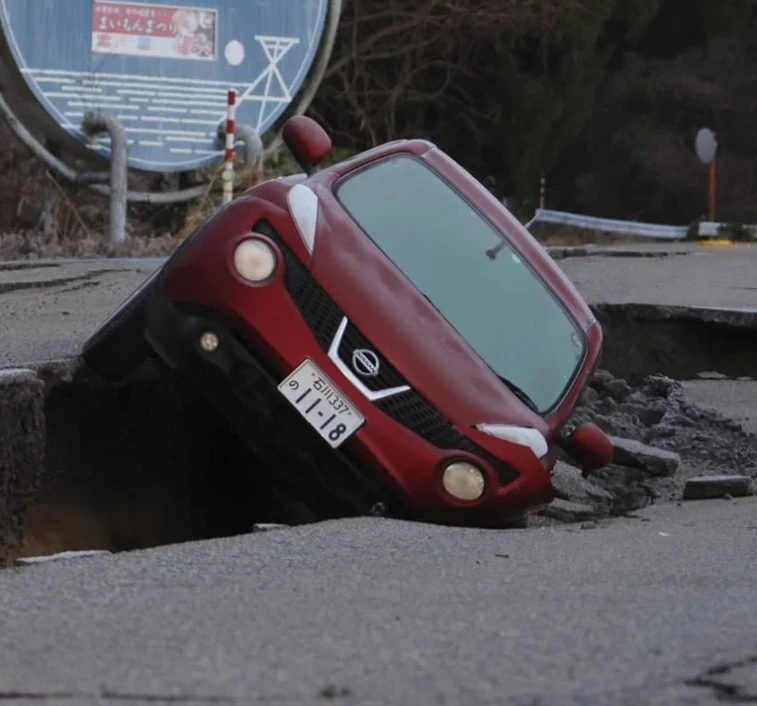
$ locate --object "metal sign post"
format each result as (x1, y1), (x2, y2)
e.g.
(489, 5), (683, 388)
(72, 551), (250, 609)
(222, 89), (236, 205)
(695, 127), (718, 221)
(708, 144), (717, 222)
(539, 173), (546, 210)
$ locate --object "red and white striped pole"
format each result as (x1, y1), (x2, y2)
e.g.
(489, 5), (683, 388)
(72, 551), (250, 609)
(222, 88), (237, 204)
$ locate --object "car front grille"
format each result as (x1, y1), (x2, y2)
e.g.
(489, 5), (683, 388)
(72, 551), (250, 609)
(251, 219), (519, 484)
(336, 320), (408, 394)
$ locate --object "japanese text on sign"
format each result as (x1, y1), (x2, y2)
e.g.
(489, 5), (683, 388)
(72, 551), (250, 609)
(92, 1), (217, 61)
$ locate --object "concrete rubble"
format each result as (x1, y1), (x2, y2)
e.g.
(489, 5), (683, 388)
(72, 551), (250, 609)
(683, 475), (756, 500)
(549, 461), (613, 514)
(539, 499), (600, 524)
(539, 368), (757, 523)
(609, 437), (680, 477)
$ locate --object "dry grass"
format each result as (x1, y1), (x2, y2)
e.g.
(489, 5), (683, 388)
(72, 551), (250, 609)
(0, 121), (277, 261)
(0, 229), (186, 260)
(0, 138), (368, 261)
(528, 222), (665, 247)
(0, 120), (645, 260)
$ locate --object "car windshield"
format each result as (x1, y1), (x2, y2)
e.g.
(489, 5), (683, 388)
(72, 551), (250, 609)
(333, 154), (586, 413)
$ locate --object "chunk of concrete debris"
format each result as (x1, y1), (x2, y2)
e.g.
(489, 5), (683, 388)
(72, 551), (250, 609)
(683, 475), (755, 500)
(539, 499), (599, 523)
(0, 368), (46, 568)
(551, 461), (614, 515)
(589, 466), (655, 514)
(609, 436), (680, 476)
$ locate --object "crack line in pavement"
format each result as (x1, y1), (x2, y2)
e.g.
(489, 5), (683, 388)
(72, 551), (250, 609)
(0, 694), (249, 704)
(0, 269), (128, 295)
(685, 652), (757, 702)
(0, 263), (61, 272)
(0, 689), (338, 703)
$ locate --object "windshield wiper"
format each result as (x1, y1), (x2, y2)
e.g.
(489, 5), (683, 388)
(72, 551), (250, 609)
(497, 375), (539, 413)
(487, 212), (537, 260)
(485, 240), (507, 260)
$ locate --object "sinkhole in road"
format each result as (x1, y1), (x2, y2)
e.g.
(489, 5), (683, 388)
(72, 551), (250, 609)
(11, 361), (297, 562)
(3, 302), (757, 565)
(591, 303), (757, 381)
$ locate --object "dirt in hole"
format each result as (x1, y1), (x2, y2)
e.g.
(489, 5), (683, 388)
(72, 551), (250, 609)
(21, 361), (292, 558)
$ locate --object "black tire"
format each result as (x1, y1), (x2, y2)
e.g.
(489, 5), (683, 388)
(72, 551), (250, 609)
(81, 268), (160, 382)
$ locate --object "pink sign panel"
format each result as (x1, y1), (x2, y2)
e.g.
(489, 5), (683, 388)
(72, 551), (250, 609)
(92, 1), (217, 61)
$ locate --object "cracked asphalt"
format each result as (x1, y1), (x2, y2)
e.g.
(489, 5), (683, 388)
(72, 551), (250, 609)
(2, 243), (757, 367)
(1, 244), (756, 704)
(0, 258), (163, 367)
(1, 499), (756, 705)
(555, 241), (757, 310)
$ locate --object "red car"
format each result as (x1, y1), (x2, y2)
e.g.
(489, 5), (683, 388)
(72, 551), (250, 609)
(82, 116), (612, 527)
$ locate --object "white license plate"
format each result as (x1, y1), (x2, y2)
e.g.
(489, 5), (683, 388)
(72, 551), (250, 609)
(277, 359), (365, 448)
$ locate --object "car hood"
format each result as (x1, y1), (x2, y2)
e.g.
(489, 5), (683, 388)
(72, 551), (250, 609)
(307, 195), (566, 438)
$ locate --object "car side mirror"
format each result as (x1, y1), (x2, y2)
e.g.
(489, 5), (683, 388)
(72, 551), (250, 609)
(564, 422), (613, 474)
(282, 116), (332, 175)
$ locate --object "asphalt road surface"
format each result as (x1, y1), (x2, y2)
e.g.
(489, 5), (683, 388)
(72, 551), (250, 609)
(1, 498), (756, 705)
(555, 241), (757, 310)
(0, 257), (162, 367)
(2, 243), (757, 367)
(2, 243), (756, 704)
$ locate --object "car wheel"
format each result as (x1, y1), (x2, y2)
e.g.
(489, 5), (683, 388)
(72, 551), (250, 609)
(81, 267), (161, 382)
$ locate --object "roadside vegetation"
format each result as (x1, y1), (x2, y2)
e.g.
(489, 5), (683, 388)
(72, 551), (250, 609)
(1, 0), (756, 259)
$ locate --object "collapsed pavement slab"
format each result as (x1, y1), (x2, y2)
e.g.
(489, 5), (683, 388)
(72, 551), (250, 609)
(539, 498), (600, 523)
(609, 436), (680, 477)
(0, 367), (45, 567)
(683, 475), (756, 500)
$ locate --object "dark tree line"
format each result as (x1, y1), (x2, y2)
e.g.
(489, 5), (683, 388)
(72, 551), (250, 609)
(310, 0), (757, 224)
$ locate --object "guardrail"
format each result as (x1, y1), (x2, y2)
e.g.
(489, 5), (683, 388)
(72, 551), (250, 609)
(528, 208), (690, 239)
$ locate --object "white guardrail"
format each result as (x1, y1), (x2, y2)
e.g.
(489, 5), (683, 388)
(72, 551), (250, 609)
(526, 208), (727, 240)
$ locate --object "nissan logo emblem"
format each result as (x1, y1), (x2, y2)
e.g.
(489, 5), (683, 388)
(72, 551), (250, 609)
(352, 348), (380, 377)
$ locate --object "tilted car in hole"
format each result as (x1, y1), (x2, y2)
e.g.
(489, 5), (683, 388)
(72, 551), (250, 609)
(82, 116), (613, 527)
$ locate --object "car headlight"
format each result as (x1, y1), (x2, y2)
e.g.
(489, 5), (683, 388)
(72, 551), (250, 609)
(475, 424), (548, 459)
(233, 239), (276, 282)
(442, 461), (486, 501)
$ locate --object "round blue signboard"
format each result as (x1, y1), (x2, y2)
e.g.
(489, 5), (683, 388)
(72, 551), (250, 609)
(0, 0), (328, 172)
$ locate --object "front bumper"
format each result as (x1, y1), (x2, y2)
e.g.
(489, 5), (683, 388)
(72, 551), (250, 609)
(143, 220), (554, 527)
(143, 291), (400, 521)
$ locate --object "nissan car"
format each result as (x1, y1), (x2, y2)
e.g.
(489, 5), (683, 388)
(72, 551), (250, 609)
(81, 116), (612, 528)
